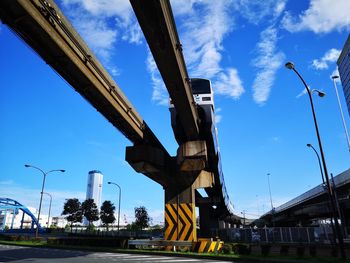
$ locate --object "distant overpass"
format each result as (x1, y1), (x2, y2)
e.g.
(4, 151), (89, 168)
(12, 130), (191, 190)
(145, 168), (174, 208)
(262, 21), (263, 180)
(260, 168), (350, 229)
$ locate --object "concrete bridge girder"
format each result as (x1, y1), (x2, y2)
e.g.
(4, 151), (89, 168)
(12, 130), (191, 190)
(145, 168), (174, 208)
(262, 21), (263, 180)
(177, 141), (207, 171)
(126, 139), (217, 241)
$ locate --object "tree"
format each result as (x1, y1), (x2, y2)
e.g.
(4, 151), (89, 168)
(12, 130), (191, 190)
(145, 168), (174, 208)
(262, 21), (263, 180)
(100, 200), (116, 231)
(134, 206), (151, 230)
(62, 198), (82, 231)
(81, 198), (99, 227)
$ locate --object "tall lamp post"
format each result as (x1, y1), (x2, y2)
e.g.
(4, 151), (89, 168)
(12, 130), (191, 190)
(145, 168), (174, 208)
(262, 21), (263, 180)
(108, 181), (121, 232)
(267, 173), (274, 211)
(42, 192), (52, 228)
(25, 164), (65, 237)
(306, 143), (325, 185)
(331, 75), (350, 152)
(267, 173), (274, 226)
(285, 62), (345, 259)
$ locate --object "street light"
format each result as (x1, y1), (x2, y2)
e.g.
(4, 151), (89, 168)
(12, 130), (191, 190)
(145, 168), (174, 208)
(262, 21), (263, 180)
(42, 192), (52, 228)
(331, 75), (350, 152)
(267, 173), (273, 211)
(25, 164), (65, 237)
(108, 181), (121, 232)
(306, 143), (325, 185)
(267, 173), (274, 226)
(285, 62), (345, 259)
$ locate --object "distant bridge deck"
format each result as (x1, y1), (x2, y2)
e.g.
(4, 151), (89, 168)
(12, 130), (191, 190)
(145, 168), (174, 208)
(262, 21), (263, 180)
(260, 168), (350, 226)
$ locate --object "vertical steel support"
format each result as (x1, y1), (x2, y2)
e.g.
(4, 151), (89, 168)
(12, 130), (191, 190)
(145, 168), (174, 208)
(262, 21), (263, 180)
(10, 209), (15, 229)
(20, 211), (25, 229)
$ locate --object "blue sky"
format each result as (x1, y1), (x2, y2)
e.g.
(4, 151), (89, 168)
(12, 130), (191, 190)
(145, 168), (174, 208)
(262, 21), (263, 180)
(0, 0), (349, 224)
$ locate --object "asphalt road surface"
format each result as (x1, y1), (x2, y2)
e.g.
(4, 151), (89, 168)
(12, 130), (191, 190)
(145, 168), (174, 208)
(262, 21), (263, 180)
(0, 245), (237, 263)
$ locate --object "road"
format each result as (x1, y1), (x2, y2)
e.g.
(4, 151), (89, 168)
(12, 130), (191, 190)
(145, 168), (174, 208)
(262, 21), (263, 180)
(0, 245), (238, 263)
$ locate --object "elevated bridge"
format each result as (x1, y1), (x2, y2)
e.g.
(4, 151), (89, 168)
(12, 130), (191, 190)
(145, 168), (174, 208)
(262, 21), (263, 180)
(260, 169), (350, 231)
(0, 198), (41, 231)
(0, 0), (238, 241)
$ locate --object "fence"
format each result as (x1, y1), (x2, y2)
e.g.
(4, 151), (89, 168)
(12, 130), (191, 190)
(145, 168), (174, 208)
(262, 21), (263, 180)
(215, 226), (335, 244)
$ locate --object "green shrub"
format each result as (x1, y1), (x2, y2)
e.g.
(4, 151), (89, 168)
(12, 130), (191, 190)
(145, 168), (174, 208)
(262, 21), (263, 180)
(47, 237), (59, 245)
(261, 245), (271, 256)
(8, 235), (18, 241)
(17, 235), (25, 241)
(296, 246), (305, 257)
(232, 243), (250, 255)
(280, 245), (289, 256)
(31, 237), (44, 243)
(309, 246), (317, 257)
(222, 244), (232, 254)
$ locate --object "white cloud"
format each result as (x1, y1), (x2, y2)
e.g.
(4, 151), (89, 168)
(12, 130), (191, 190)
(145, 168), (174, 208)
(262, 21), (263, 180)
(215, 107), (222, 124)
(214, 68), (244, 99)
(62, 0), (132, 22)
(180, 0), (234, 78)
(171, 0), (196, 16)
(0, 180), (14, 185)
(252, 26), (285, 105)
(71, 16), (118, 61)
(330, 68), (341, 82)
(282, 0), (350, 34)
(146, 52), (169, 106)
(311, 48), (341, 70)
(149, 0), (245, 105)
(61, 0), (142, 76)
(0, 185), (85, 217)
(272, 136), (281, 142)
(296, 88), (307, 99)
(235, 0), (287, 24)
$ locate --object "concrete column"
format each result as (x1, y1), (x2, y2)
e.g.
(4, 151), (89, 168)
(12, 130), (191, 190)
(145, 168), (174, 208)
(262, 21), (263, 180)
(198, 204), (219, 238)
(164, 185), (197, 241)
(219, 220), (226, 229)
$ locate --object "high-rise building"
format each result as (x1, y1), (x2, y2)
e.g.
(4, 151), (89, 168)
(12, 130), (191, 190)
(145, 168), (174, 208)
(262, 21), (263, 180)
(84, 170), (103, 226)
(337, 34), (350, 116)
(86, 170), (103, 210)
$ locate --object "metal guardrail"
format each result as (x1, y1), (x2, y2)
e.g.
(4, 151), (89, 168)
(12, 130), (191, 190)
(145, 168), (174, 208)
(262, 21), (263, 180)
(128, 239), (192, 248)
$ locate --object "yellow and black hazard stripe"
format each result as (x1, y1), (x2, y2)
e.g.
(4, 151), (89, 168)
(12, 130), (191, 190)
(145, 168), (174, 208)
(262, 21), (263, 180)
(164, 203), (196, 241)
(192, 238), (224, 253)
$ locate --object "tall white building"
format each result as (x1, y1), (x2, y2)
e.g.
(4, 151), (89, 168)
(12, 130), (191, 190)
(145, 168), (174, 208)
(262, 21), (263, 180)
(86, 170), (103, 208)
(84, 170), (103, 226)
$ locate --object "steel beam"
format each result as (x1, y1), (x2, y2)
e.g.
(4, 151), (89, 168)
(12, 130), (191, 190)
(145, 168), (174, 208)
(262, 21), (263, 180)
(130, 0), (200, 141)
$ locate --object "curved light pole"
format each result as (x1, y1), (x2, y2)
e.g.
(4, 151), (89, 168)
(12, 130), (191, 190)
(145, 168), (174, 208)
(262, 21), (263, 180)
(285, 62), (345, 259)
(307, 143), (337, 243)
(42, 192), (52, 228)
(331, 75), (350, 152)
(108, 181), (121, 232)
(25, 164), (65, 237)
(306, 143), (325, 185)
